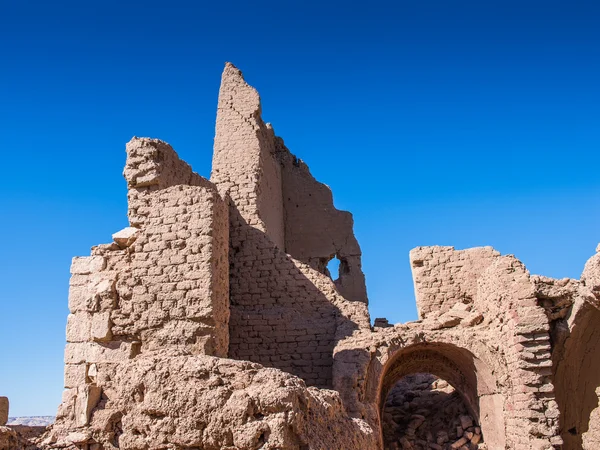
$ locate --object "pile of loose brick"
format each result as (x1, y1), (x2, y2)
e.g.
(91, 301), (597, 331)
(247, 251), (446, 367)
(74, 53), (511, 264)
(382, 374), (485, 450)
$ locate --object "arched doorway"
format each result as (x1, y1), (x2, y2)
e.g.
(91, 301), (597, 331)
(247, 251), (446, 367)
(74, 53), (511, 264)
(377, 342), (505, 449)
(382, 372), (483, 449)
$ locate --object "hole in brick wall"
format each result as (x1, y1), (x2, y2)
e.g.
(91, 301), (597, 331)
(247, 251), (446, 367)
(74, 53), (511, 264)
(381, 373), (484, 450)
(326, 256), (341, 281)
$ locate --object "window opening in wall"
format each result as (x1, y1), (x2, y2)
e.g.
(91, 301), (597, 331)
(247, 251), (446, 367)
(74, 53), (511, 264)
(382, 373), (484, 450)
(326, 255), (341, 281)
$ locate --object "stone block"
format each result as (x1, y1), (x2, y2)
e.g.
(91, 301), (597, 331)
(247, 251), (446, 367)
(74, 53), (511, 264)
(91, 312), (112, 342)
(459, 415), (473, 429)
(460, 311), (484, 327)
(65, 342), (136, 364)
(66, 313), (91, 343)
(437, 313), (461, 328)
(65, 430), (92, 445)
(68, 276), (115, 313)
(112, 227), (139, 248)
(64, 364), (87, 389)
(68, 285), (98, 313)
(71, 256), (106, 275)
(446, 308), (470, 319)
(75, 385), (102, 427)
(374, 318), (392, 328)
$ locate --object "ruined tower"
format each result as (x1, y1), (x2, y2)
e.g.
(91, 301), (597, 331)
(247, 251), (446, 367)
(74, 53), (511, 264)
(31, 64), (600, 450)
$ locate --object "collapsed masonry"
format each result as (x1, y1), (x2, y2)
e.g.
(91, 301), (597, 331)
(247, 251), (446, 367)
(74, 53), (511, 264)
(381, 373), (484, 449)
(26, 63), (600, 450)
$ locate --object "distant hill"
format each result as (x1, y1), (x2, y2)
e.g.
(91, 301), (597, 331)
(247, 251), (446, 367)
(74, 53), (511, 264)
(7, 416), (54, 427)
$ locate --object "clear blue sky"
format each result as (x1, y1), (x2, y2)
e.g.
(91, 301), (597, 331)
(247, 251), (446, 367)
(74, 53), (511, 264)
(1, 0), (599, 416)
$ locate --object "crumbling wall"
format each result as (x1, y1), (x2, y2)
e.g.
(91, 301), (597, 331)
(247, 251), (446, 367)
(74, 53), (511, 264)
(226, 221), (366, 388)
(334, 247), (562, 450)
(65, 139), (230, 360)
(407, 246), (562, 447)
(474, 256), (560, 449)
(40, 61), (600, 450)
(211, 63), (370, 388)
(0, 422), (46, 450)
(210, 63), (285, 248)
(46, 354), (377, 450)
(0, 426), (31, 450)
(333, 324), (509, 449)
(410, 246), (500, 319)
(581, 245), (600, 307)
(536, 246), (600, 449)
(50, 138), (230, 444)
(276, 138), (368, 303)
(124, 138), (218, 227)
(46, 63), (375, 449)
(119, 138), (230, 355)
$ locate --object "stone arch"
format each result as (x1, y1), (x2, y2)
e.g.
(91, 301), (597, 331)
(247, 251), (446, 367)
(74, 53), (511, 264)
(374, 341), (506, 449)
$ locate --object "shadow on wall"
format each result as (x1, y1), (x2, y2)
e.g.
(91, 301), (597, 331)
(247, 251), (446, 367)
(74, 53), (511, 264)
(227, 207), (363, 389)
(371, 342), (505, 449)
(553, 302), (600, 449)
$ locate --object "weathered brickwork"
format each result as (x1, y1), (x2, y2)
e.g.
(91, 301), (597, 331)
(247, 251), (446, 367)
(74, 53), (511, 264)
(410, 246), (500, 319)
(334, 247), (600, 449)
(43, 64), (375, 449)
(533, 250), (600, 450)
(18, 63), (598, 450)
(211, 63), (370, 388)
(224, 219), (365, 387)
(50, 139), (231, 446)
(277, 140), (368, 303)
(475, 257), (560, 449)
(210, 63), (285, 247)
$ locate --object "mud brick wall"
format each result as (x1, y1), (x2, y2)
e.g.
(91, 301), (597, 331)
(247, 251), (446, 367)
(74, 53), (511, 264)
(474, 256), (560, 449)
(210, 63), (285, 249)
(211, 63), (370, 388)
(276, 136), (368, 303)
(49, 62), (600, 449)
(59, 139), (229, 429)
(124, 137), (220, 227)
(404, 248), (561, 448)
(410, 246), (500, 319)
(112, 184), (229, 355)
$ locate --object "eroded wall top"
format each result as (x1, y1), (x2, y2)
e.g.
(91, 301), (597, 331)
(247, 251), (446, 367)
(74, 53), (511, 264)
(211, 62), (368, 304)
(211, 63), (285, 249)
(410, 246), (500, 319)
(276, 136), (368, 303)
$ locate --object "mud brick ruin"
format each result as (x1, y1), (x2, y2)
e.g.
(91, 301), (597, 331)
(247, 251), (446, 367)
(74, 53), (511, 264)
(3, 63), (600, 450)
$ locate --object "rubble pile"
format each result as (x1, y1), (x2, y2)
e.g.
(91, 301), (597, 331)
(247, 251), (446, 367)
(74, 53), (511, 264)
(382, 374), (485, 450)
